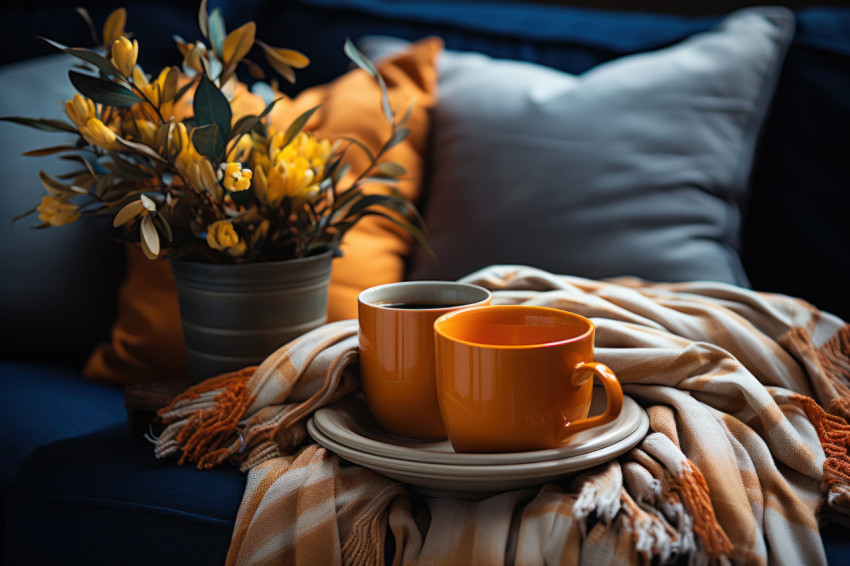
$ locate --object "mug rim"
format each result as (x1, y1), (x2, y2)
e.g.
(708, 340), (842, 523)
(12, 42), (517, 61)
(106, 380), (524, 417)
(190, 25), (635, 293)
(433, 305), (594, 349)
(358, 281), (492, 312)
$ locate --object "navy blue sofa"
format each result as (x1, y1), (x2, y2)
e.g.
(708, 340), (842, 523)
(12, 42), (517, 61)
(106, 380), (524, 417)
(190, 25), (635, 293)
(2, 1), (849, 563)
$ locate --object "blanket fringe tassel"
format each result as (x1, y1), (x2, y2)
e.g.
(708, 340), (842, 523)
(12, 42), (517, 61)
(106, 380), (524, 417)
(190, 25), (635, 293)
(818, 324), (850, 399)
(791, 395), (850, 495)
(157, 367), (256, 468)
(676, 460), (734, 560)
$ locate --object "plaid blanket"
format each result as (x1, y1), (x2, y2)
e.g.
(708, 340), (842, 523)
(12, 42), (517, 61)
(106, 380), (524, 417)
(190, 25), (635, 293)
(155, 266), (850, 565)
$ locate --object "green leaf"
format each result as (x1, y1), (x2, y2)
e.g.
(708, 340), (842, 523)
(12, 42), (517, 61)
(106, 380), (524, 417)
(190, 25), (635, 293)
(281, 105), (319, 149)
(39, 38), (123, 78)
(12, 207), (38, 224)
(343, 38), (391, 122)
(375, 161), (408, 178)
(153, 213), (173, 242)
(21, 145), (82, 157)
(115, 137), (167, 163)
(399, 100), (415, 125)
(339, 135), (374, 162)
(192, 123), (223, 163)
(95, 174), (114, 198)
(208, 8), (226, 58)
(360, 176), (404, 186)
(38, 170), (76, 196)
(331, 184), (366, 210)
(1, 116), (78, 134)
(193, 73), (232, 142)
(227, 97), (283, 142)
(74, 8), (99, 47)
(335, 193), (396, 222)
(61, 153), (98, 178)
(173, 79), (196, 106)
(103, 154), (153, 180)
(251, 120), (268, 139)
(54, 168), (89, 180)
(229, 115), (261, 141)
(382, 126), (410, 152)
(343, 37), (379, 79)
(68, 70), (142, 107)
(326, 159), (347, 183)
(366, 210), (431, 254)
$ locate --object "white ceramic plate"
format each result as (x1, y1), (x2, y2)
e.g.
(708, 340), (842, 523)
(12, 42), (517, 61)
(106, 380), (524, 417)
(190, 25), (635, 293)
(312, 388), (645, 466)
(307, 410), (649, 499)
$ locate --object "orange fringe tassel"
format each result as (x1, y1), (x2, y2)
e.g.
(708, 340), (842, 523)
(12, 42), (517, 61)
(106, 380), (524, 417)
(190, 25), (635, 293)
(158, 366), (257, 469)
(791, 395), (850, 491)
(818, 325), (850, 399)
(676, 461), (734, 559)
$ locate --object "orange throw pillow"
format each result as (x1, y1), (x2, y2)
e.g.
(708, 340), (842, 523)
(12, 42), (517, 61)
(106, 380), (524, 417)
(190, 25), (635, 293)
(83, 38), (443, 384)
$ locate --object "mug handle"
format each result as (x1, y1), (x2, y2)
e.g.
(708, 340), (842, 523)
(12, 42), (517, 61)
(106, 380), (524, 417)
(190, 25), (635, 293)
(557, 362), (624, 443)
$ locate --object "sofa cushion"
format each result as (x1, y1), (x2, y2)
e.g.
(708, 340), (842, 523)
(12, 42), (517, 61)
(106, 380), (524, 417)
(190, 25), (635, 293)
(0, 361), (126, 489)
(83, 246), (190, 384)
(4, 424), (245, 565)
(0, 54), (124, 368)
(364, 8), (793, 285)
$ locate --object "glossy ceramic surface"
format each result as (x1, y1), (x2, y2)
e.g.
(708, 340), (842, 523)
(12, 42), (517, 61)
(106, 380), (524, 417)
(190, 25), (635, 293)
(306, 390), (649, 499)
(358, 281), (491, 440)
(433, 306), (623, 453)
(312, 389), (645, 465)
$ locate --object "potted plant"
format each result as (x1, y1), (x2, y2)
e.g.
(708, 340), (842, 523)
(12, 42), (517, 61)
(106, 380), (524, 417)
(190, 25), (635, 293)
(3, 3), (428, 383)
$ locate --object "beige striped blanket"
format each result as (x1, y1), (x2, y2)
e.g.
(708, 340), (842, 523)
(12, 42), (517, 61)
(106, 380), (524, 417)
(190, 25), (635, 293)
(155, 266), (850, 565)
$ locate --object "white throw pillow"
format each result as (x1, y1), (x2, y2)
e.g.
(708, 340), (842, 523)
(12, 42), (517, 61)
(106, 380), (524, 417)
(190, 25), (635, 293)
(361, 7), (794, 285)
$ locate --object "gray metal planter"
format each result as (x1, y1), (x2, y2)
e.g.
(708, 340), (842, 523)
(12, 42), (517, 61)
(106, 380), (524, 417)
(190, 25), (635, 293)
(171, 250), (334, 384)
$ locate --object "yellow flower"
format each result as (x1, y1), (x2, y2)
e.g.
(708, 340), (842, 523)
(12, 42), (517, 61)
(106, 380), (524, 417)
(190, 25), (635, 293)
(37, 196), (81, 226)
(121, 118), (157, 147)
(64, 94), (96, 130)
(186, 157), (221, 202)
(206, 220), (247, 256)
(172, 123), (200, 171)
(269, 131), (332, 171)
(111, 36), (138, 77)
(256, 132), (330, 205)
(220, 162), (252, 192)
(132, 67), (176, 122)
(80, 117), (121, 151)
(227, 134), (255, 164)
(136, 119), (159, 147)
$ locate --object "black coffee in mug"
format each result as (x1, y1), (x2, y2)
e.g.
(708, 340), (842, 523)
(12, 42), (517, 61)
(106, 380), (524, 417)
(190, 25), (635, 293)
(376, 300), (468, 310)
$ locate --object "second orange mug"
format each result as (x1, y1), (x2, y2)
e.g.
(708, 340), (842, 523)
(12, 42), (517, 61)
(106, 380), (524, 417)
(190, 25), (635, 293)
(433, 305), (623, 453)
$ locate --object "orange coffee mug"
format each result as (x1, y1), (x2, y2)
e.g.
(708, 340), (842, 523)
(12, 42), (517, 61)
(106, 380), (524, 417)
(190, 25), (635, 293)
(358, 281), (492, 440)
(433, 305), (623, 453)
